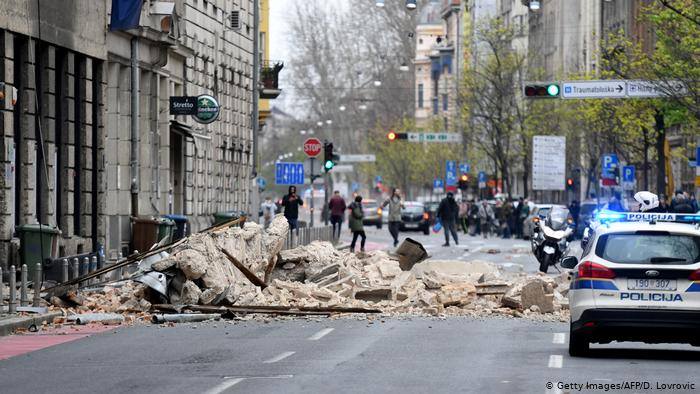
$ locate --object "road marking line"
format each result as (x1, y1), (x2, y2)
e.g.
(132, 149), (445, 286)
(552, 333), (566, 344)
(308, 328), (334, 341)
(263, 351), (295, 364)
(204, 378), (245, 394)
(548, 354), (563, 368)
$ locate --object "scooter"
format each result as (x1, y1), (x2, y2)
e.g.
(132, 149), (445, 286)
(531, 207), (574, 273)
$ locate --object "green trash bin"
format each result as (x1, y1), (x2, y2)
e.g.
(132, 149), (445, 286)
(16, 224), (61, 277)
(212, 211), (242, 226)
(158, 218), (175, 245)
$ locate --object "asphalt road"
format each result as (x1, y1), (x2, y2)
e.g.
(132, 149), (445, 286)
(1, 317), (699, 394)
(340, 226), (580, 274)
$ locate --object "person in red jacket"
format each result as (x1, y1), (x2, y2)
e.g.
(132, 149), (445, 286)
(328, 190), (347, 240)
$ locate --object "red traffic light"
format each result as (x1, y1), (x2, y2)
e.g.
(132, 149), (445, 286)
(566, 178), (574, 186)
(460, 174), (469, 182)
(387, 131), (397, 141)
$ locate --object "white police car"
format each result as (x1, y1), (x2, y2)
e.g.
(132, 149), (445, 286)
(561, 211), (700, 357)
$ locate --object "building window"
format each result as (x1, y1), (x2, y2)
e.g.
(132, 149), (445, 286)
(442, 94), (448, 111)
(418, 84), (424, 108)
(432, 97), (438, 115)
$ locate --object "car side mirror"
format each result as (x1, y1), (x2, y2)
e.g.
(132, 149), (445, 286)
(560, 256), (578, 269)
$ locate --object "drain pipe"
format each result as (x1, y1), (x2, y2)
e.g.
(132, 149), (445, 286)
(251, 0), (260, 179)
(130, 36), (140, 217)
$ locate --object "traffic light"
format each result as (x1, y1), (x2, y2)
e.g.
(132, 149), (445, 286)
(524, 83), (560, 98)
(386, 131), (408, 141)
(458, 174), (469, 190)
(323, 142), (339, 172)
(566, 177), (574, 191)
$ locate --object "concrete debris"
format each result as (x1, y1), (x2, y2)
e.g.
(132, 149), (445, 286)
(46, 217), (571, 324)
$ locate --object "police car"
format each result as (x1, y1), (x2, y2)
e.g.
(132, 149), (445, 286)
(561, 211), (700, 357)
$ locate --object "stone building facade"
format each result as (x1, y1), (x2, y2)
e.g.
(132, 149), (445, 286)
(0, 0), (256, 269)
(0, 0), (109, 270)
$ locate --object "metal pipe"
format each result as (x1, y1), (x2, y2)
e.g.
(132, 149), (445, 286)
(130, 36), (140, 217)
(81, 257), (89, 284)
(152, 313), (222, 324)
(251, 0), (260, 180)
(8, 265), (16, 313)
(98, 253), (105, 282)
(33, 263), (42, 306)
(20, 264), (28, 307)
(69, 313), (124, 325)
(90, 256), (98, 284)
(61, 258), (69, 283)
(0, 267), (3, 310)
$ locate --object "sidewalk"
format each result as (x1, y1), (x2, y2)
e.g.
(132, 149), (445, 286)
(0, 311), (63, 337)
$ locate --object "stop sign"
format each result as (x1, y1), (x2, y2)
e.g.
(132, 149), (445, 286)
(303, 138), (323, 157)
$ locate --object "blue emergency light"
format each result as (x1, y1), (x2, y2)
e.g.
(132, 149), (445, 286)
(595, 210), (700, 224)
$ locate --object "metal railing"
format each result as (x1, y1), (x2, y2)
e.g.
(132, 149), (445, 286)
(282, 225), (335, 250)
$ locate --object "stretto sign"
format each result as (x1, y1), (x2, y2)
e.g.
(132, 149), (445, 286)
(169, 95), (221, 124)
(194, 95), (220, 124)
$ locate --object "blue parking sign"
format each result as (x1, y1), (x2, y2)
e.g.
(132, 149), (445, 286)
(622, 165), (635, 183)
(459, 163), (470, 174)
(275, 162), (305, 185)
(433, 179), (444, 189)
(446, 161), (457, 186)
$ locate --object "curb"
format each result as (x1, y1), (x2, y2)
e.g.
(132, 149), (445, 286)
(0, 312), (63, 337)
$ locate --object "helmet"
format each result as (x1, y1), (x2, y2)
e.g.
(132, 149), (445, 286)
(634, 191), (659, 212)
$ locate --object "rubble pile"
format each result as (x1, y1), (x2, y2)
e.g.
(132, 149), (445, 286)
(47, 215), (571, 323)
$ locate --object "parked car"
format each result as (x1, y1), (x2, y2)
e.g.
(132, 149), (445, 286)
(361, 199), (383, 229)
(399, 201), (430, 235)
(522, 204), (566, 239)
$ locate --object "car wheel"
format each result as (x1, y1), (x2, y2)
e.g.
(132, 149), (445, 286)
(423, 226), (429, 235)
(377, 223), (382, 229)
(568, 327), (590, 357)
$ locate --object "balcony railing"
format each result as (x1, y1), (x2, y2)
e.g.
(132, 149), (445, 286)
(261, 60), (284, 99)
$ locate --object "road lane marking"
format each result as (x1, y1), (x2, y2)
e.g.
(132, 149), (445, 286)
(308, 328), (334, 341)
(263, 351), (295, 364)
(552, 333), (566, 344)
(204, 378), (245, 394)
(548, 355), (563, 368)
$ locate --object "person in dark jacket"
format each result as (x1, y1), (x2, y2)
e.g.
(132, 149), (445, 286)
(282, 186), (303, 232)
(671, 194), (695, 213)
(328, 190), (347, 240)
(348, 195), (366, 253)
(437, 192), (459, 246)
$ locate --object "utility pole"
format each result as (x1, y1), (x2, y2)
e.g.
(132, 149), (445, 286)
(250, 0), (260, 221)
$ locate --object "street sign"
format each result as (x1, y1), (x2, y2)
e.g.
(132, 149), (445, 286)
(339, 154), (376, 163)
(375, 175), (382, 183)
(192, 95), (220, 124)
(433, 179), (444, 194)
(445, 161), (457, 187)
(330, 164), (354, 173)
(407, 132), (462, 143)
(478, 172), (487, 189)
(622, 165), (635, 183)
(275, 162), (305, 185)
(601, 153), (619, 179)
(532, 136), (566, 190)
(561, 81), (626, 99)
(256, 177), (267, 189)
(626, 80), (688, 98)
(303, 138), (323, 157)
(459, 163), (470, 174)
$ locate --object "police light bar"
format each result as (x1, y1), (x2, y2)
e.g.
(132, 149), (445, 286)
(595, 210), (700, 224)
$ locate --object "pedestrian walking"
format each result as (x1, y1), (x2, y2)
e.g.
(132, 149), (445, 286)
(458, 198), (469, 233)
(348, 195), (366, 253)
(516, 197), (529, 239)
(437, 192), (459, 246)
(500, 200), (513, 239)
(478, 201), (494, 238)
(690, 193), (698, 212)
(260, 196), (276, 229)
(382, 188), (404, 247)
(468, 201), (479, 236)
(328, 190), (347, 240)
(282, 186), (303, 232)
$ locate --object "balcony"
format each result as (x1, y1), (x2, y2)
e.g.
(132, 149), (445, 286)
(261, 61), (284, 99)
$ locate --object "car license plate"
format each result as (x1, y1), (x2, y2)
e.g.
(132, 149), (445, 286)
(404, 223), (419, 229)
(627, 278), (677, 291)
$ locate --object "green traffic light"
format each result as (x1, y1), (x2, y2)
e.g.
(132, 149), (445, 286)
(324, 160), (334, 170)
(547, 84), (560, 96)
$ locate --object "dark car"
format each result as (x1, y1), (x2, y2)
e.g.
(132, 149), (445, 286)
(400, 201), (430, 235)
(361, 199), (383, 229)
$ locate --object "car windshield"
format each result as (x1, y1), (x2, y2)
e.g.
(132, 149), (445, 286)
(363, 202), (378, 210)
(537, 207), (551, 217)
(595, 233), (700, 264)
(404, 205), (424, 214)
